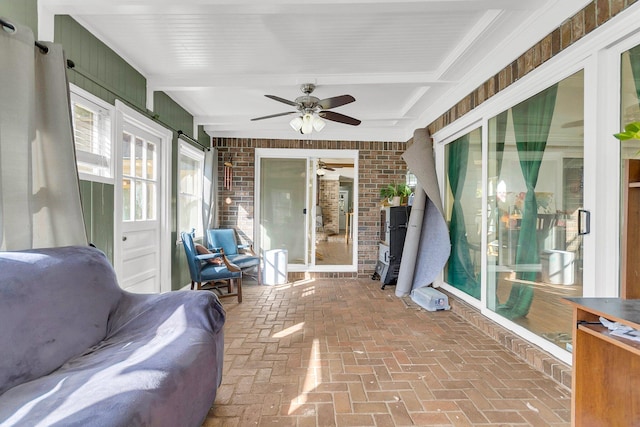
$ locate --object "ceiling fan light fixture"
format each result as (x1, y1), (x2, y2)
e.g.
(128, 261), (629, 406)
(316, 168), (326, 176)
(301, 113), (313, 134)
(312, 116), (326, 132)
(289, 116), (303, 131)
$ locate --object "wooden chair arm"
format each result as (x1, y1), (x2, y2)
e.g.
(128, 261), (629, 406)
(238, 244), (257, 257)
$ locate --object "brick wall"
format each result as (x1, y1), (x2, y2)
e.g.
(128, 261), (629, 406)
(427, 0), (638, 134)
(319, 179), (340, 234)
(213, 138), (407, 278)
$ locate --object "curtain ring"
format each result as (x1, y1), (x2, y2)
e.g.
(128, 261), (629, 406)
(0, 17), (17, 34)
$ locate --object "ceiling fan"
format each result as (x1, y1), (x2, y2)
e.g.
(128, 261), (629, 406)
(251, 83), (361, 133)
(318, 161), (335, 171)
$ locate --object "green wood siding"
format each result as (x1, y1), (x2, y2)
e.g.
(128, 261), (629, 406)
(54, 15), (146, 111)
(0, 0), (38, 37)
(80, 180), (114, 262)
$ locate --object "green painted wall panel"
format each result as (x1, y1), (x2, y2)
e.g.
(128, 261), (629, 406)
(79, 180), (114, 262)
(55, 15), (146, 110)
(0, 0), (38, 37)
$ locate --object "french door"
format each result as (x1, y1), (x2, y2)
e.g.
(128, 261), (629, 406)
(114, 101), (171, 293)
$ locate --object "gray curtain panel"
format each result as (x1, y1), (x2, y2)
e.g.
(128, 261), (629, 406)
(0, 18), (87, 250)
(203, 147), (218, 247)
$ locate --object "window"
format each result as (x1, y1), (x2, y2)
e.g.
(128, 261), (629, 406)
(178, 141), (205, 239)
(69, 86), (114, 182)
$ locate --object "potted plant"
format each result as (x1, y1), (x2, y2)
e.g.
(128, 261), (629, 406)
(380, 183), (412, 206)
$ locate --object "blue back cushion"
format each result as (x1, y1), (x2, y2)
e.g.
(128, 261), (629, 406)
(207, 229), (238, 256)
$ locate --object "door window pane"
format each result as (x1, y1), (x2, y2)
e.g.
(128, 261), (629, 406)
(122, 131), (159, 223)
(123, 178), (132, 221)
(487, 71), (584, 351)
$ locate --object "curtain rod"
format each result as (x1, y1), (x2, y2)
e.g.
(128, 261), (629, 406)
(0, 18), (49, 54)
(64, 60), (209, 151)
(177, 130), (210, 151)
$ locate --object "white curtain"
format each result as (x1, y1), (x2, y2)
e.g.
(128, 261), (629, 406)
(0, 18), (87, 250)
(202, 147), (218, 246)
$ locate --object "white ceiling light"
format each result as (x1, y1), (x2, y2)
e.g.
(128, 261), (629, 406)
(313, 116), (326, 132)
(289, 113), (326, 135)
(301, 113), (313, 134)
(289, 116), (303, 132)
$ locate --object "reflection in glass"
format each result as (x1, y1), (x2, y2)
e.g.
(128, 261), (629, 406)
(315, 159), (354, 266)
(444, 128), (482, 299)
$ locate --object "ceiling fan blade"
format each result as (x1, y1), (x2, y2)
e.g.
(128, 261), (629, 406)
(251, 111), (296, 121)
(264, 94), (298, 107)
(319, 111), (361, 126)
(318, 95), (355, 110)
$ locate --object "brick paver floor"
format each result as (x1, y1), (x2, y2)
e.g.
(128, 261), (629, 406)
(202, 278), (571, 426)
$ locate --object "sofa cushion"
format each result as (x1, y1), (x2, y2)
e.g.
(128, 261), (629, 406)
(0, 246), (122, 395)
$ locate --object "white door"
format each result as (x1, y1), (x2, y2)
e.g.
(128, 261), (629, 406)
(114, 101), (171, 293)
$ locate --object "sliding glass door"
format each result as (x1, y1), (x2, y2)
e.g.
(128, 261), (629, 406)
(256, 149), (358, 272)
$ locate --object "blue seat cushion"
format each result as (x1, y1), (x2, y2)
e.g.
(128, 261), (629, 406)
(201, 263), (241, 281)
(226, 254), (260, 269)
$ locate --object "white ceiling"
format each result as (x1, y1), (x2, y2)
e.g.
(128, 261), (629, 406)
(39, 0), (591, 142)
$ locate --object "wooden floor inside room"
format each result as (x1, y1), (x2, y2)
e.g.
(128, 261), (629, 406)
(202, 277), (571, 426)
(316, 239), (353, 265)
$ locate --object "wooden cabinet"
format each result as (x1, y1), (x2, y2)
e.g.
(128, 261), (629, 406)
(622, 159), (640, 299)
(564, 298), (640, 425)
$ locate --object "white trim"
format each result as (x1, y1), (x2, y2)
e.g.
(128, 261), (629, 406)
(114, 100), (172, 293)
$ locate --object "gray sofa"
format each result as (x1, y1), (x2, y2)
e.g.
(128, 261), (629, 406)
(0, 245), (225, 427)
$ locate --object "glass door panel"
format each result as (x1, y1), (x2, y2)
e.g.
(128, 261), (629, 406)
(260, 158), (308, 265)
(486, 71), (584, 351)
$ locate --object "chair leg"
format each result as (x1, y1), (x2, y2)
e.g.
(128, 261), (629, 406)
(236, 277), (242, 303)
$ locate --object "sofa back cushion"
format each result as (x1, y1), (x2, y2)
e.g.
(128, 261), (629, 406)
(0, 245), (123, 395)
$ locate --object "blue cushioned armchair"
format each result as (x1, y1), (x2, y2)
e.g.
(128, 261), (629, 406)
(181, 231), (243, 302)
(207, 228), (261, 285)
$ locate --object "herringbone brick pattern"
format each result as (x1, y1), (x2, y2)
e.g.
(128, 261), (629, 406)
(203, 278), (571, 426)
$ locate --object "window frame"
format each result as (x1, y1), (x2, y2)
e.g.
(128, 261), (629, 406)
(69, 84), (115, 184)
(177, 140), (205, 241)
